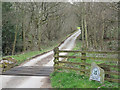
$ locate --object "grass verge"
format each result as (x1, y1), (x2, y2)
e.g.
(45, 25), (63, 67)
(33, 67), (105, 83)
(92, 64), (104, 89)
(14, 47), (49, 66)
(50, 72), (118, 88)
(50, 39), (119, 88)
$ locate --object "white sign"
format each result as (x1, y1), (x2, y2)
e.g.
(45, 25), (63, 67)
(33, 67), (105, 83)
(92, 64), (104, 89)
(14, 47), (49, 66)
(89, 62), (104, 83)
(90, 67), (100, 81)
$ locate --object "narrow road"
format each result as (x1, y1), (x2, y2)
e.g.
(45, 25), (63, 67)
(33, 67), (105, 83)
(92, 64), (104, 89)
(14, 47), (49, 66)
(1, 30), (81, 89)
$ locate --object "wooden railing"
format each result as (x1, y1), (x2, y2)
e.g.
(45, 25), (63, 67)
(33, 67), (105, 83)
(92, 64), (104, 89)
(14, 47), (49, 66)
(53, 47), (120, 83)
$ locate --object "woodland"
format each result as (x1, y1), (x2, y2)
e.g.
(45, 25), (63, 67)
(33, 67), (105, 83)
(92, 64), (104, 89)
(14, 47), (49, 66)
(2, 2), (119, 56)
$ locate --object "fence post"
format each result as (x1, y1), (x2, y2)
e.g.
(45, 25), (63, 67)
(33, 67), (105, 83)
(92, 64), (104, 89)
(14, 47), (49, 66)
(54, 47), (59, 71)
(81, 48), (86, 76)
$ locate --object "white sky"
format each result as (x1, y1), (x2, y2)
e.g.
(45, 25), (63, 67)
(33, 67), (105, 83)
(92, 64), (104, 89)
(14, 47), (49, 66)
(69, 0), (74, 4)
(1, 0), (120, 2)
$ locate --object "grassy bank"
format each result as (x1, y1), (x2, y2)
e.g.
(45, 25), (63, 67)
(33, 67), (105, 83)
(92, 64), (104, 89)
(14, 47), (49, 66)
(50, 72), (118, 88)
(50, 39), (119, 88)
(1, 30), (77, 66)
(2, 41), (59, 66)
(1, 46), (53, 67)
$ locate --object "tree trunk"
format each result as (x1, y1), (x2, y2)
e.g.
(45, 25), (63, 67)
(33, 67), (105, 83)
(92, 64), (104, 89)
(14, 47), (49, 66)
(94, 26), (97, 49)
(23, 27), (26, 52)
(38, 26), (41, 51)
(81, 5), (85, 49)
(101, 22), (105, 50)
(22, 18), (26, 52)
(84, 15), (88, 49)
(12, 25), (18, 55)
(37, 20), (41, 51)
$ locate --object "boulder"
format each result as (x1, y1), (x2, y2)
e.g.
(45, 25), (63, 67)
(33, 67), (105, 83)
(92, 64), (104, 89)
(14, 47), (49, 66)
(0, 57), (17, 70)
(98, 63), (111, 78)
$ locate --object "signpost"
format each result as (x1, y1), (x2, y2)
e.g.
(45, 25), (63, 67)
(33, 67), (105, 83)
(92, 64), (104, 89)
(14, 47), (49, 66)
(89, 62), (105, 83)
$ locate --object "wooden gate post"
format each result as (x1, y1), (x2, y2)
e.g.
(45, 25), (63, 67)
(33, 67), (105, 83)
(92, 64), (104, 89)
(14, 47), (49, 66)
(81, 48), (86, 76)
(54, 47), (59, 71)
